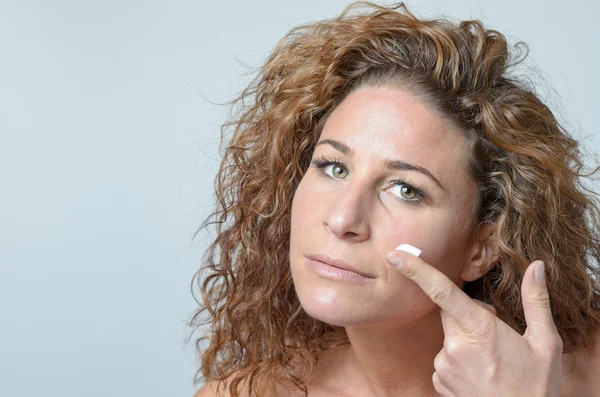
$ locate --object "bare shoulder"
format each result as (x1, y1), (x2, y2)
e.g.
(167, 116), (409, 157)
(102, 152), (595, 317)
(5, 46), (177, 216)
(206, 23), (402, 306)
(191, 371), (285, 397)
(561, 326), (600, 397)
(193, 379), (228, 397)
(192, 372), (246, 397)
(191, 346), (341, 397)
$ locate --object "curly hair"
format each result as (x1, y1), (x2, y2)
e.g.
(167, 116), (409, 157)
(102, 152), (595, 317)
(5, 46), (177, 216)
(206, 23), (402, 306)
(187, 2), (600, 396)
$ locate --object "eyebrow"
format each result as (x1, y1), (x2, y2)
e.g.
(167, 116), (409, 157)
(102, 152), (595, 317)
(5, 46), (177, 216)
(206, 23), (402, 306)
(316, 138), (446, 191)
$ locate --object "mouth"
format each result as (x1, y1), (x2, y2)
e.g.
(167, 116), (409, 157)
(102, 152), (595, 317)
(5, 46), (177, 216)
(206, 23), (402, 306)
(306, 254), (375, 280)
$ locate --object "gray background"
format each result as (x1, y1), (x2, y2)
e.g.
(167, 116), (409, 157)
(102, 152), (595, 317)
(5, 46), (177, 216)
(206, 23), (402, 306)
(1, 0), (598, 396)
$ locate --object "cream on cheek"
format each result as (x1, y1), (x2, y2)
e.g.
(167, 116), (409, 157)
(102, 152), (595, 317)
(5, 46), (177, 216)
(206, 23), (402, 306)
(388, 217), (455, 265)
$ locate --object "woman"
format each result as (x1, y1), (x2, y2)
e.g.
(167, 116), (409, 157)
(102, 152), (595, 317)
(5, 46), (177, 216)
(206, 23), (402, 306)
(189, 2), (600, 396)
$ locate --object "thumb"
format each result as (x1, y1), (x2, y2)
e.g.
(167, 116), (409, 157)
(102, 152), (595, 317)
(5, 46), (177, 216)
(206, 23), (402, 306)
(521, 261), (558, 341)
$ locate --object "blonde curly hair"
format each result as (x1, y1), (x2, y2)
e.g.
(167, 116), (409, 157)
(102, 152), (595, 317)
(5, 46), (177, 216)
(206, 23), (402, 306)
(188, 2), (600, 396)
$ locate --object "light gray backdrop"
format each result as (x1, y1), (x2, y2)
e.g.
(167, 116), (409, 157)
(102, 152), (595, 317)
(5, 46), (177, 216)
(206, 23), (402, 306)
(1, 0), (598, 396)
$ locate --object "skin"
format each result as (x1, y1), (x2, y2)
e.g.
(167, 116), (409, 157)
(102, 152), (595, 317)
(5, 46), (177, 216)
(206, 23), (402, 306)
(287, 84), (562, 396)
(194, 84), (600, 397)
(288, 84), (495, 396)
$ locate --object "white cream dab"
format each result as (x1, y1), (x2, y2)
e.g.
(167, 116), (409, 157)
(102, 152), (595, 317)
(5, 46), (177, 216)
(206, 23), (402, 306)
(395, 244), (422, 257)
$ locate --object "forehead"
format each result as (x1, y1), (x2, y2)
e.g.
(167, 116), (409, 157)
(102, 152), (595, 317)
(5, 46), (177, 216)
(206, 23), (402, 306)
(320, 85), (471, 179)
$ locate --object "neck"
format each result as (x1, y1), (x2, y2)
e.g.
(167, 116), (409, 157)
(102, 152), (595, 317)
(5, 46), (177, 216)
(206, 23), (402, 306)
(337, 309), (443, 397)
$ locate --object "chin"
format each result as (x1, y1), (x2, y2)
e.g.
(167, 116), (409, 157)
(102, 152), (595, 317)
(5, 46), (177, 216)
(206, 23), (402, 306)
(301, 304), (371, 327)
(293, 283), (358, 326)
(294, 286), (389, 327)
(295, 283), (439, 329)
(301, 302), (419, 328)
(301, 300), (346, 326)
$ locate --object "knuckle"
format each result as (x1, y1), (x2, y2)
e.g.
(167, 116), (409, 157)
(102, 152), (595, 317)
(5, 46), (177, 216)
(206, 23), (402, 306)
(401, 262), (418, 278)
(468, 316), (495, 343)
(529, 290), (552, 309)
(484, 361), (500, 380)
(433, 351), (450, 372)
(430, 284), (454, 305)
(431, 371), (443, 389)
(432, 371), (450, 395)
(443, 336), (464, 356)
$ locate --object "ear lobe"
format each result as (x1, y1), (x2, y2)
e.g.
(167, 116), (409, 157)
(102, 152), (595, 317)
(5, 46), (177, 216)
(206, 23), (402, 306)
(459, 224), (498, 282)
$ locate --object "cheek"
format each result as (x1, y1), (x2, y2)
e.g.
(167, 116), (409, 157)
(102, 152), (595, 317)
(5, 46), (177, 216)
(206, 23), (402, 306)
(379, 211), (471, 278)
(290, 179), (318, 249)
(290, 181), (312, 227)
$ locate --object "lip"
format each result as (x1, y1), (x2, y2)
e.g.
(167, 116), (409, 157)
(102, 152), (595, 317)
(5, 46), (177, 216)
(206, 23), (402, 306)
(306, 254), (375, 279)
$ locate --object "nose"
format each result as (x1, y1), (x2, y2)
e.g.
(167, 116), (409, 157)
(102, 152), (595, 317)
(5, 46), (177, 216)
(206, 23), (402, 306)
(323, 181), (372, 242)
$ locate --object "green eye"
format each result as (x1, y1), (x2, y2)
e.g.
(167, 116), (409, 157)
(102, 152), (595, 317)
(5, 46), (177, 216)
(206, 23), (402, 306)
(331, 164), (348, 178)
(310, 156), (427, 204)
(399, 185), (417, 199)
(388, 179), (425, 203)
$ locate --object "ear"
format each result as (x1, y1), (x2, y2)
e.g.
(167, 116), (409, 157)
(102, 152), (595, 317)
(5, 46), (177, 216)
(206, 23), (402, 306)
(459, 223), (499, 282)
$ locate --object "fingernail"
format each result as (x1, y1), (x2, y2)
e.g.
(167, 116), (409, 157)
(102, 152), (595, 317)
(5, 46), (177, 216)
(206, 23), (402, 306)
(395, 244), (422, 257)
(534, 261), (545, 281)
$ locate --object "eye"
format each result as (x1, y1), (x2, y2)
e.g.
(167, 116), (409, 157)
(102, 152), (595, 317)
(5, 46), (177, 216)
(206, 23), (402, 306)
(310, 156), (349, 179)
(328, 164), (348, 178)
(388, 178), (427, 203)
(310, 156), (428, 204)
(398, 184), (417, 199)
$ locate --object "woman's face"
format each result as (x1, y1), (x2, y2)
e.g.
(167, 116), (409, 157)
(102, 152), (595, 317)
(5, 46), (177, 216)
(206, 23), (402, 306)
(289, 85), (481, 328)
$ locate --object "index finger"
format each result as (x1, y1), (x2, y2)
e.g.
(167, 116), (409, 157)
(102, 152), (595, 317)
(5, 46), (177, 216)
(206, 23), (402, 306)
(386, 248), (487, 335)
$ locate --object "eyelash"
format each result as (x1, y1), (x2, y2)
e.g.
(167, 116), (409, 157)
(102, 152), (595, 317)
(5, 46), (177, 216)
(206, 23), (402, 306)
(309, 156), (428, 203)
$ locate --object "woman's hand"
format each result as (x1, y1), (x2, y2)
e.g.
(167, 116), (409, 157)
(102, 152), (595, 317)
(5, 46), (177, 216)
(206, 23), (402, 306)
(385, 249), (563, 397)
